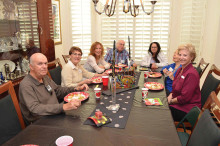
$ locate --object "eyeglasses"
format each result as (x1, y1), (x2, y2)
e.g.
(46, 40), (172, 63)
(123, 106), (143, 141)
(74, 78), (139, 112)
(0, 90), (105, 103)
(71, 53), (82, 57)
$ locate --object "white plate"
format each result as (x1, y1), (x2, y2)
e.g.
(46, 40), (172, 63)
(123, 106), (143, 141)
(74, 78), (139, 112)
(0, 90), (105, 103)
(0, 60), (15, 76)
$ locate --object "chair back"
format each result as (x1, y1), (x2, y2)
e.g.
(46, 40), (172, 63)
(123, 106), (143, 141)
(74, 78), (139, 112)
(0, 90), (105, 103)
(0, 81), (25, 145)
(176, 106), (201, 132)
(47, 58), (62, 85)
(62, 55), (70, 63)
(201, 64), (220, 108)
(202, 91), (220, 124)
(196, 58), (209, 78)
(187, 109), (220, 146)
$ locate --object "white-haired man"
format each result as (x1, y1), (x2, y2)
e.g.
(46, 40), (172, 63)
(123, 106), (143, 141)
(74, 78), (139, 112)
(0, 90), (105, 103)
(19, 53), (88, 123)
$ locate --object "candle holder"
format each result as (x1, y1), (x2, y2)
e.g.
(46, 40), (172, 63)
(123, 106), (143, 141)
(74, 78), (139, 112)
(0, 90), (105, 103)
(106, 76), (120, 111)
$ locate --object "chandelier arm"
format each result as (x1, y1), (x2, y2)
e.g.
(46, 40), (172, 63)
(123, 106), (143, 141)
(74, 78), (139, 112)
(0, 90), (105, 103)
(105, 0), (117, 17)
(93, 0), (109, 15)
(140, 0), (156, 15)
(94, 4), (105, 15)
(129, 0), (138, 17)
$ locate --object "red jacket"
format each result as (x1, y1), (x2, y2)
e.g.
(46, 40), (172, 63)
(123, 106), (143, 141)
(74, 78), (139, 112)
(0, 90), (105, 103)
(170, 63), (201, 113)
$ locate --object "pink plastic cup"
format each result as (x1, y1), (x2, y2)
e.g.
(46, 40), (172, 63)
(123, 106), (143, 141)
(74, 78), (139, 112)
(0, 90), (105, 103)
(55, 135), (74, 146)
(102, 76), (109, 86)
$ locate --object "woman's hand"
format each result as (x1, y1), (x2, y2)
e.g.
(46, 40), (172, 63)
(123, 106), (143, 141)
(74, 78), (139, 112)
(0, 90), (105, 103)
(99, 65), (105, 69)
(84, 79), (93, 84)
(167, 93), (173, 104)
(75, 84), (89, 91)
(163, 68), (169, 75)
(167, 71), (174, 80)
(151, 63), (158, 69)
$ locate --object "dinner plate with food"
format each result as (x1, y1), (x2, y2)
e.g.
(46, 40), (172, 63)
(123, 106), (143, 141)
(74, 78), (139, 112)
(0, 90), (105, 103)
(148, 72), (162, 78)
(92, 76), (102, 83)
(115, 63), (127, 68)
(64, 92), (89, 102)
(144, 82), (164, 90)
(105, 69), (119, 74)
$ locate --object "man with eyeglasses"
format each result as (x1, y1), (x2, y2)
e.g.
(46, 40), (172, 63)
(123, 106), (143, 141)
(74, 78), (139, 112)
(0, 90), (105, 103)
(104, 40), (137, 67)
(61, 46), (108, 88)
(19, 53), (87, 124)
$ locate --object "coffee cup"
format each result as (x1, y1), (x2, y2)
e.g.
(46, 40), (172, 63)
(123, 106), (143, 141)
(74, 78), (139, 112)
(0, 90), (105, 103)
(142, 88), (149, 99)
(94, 88), (101, 99)
(144, 71), (149, 79)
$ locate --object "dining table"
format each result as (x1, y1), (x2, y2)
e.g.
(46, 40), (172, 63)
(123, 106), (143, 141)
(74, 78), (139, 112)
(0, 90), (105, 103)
(3, 67), (181, 146)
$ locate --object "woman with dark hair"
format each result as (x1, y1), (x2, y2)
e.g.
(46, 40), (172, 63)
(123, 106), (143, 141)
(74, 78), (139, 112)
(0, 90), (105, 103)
(84, 42), (110, 73)
(140, 42), (168, 69)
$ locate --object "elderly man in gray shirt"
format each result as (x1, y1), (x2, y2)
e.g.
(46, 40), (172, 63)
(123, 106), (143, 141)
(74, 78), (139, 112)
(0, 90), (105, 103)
(19, 53), (88, 123)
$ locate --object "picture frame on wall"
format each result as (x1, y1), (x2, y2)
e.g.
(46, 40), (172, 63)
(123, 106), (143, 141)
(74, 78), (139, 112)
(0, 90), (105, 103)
(52, 0), (62, 45)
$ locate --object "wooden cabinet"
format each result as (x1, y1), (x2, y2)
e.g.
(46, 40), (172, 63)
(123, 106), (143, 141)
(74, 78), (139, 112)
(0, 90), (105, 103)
(37, 0), (55, 62)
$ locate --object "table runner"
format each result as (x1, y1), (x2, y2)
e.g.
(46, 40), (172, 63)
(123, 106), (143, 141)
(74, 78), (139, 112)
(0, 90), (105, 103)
(84, 72), (141, 129)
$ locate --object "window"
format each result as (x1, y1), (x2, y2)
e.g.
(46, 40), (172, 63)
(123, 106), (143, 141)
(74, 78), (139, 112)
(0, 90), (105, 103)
(180, 0), (207, 62)
(70, 0), (91, 60)
(70, 0), (171, 62)
(101, 0), (171, 62)
(17, 1), (39, 48)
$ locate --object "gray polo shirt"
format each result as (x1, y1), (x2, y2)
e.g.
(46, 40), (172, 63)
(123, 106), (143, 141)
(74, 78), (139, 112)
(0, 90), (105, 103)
(19, 74), (75, 123)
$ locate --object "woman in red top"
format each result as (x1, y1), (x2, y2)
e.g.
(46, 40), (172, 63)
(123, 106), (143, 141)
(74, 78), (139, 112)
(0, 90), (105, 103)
(168, 44), (201, 121)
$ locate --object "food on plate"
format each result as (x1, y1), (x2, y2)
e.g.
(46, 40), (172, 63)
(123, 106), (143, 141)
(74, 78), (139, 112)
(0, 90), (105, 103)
(68, 93), (85, 101)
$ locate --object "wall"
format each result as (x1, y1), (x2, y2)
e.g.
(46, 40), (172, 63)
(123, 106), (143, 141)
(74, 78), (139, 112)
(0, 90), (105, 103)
(54, 0), (72, 65)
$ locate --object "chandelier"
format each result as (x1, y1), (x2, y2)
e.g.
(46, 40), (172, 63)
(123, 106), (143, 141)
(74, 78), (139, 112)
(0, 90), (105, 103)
(92, 0), (157, 17)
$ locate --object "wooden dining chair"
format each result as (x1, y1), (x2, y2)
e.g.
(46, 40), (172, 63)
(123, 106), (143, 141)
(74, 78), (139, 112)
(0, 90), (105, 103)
(62, 55), (70, 63)
(178, 109), (220, 146)
(0, 81), (26, 145)
(176, 106), (201, 135)
(195, 58), (209, 78)
(201, 64), (220, 108)
(201, 91), (220, 125)
(47, 58), (62, 85)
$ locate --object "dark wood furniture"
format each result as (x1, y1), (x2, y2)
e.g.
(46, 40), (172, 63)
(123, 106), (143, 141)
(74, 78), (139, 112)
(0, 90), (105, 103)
(0, 81), (25, 129)
(62, 55), (70, 63)
(196, 58), (209, 78)
(201, 91), (220, 124)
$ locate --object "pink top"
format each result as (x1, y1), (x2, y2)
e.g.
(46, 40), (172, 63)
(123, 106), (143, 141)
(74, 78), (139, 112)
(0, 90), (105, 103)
(170, 63), (201, 113)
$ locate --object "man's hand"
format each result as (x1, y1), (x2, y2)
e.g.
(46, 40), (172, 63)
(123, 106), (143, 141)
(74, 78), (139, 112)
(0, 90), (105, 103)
(63, 99), (81, 111)
(75, 84), (89, 91)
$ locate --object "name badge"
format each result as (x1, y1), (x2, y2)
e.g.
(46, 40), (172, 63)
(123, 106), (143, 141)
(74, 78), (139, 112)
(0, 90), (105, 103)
(181, 75), (185, 79)
(168, 67), (173, 72)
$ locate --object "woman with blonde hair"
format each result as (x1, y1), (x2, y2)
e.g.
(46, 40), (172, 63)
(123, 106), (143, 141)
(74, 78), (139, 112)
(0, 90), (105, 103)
(84, 42), (110, 73)
(168, 44), (201, 121)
